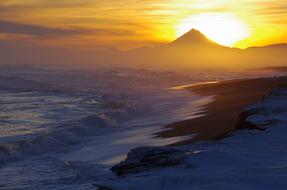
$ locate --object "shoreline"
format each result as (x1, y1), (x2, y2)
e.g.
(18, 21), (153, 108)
(102, 79), (287, 190)
(159, 76), (287, 145)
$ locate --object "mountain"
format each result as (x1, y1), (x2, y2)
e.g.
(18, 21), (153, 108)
(0, 28), (286, 69)
(169, 29), (222, 48)
(122, 29), (287, 69)
(243, 43), (287, 68)
(247, 43), (287, 50)
(123, 29), (240, 69)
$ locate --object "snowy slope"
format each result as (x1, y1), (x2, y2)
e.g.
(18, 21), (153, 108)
(96, 88), (287, 190)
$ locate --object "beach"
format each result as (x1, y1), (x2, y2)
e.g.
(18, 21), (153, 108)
(102, 84), (287, 190)
(160, 76), (287, 144)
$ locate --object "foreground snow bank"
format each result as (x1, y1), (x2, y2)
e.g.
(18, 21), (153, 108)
(96, 88), (287, 190)
(237, 88), (287, 130)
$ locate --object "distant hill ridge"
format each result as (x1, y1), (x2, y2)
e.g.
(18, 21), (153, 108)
(0, 28), (286, 69)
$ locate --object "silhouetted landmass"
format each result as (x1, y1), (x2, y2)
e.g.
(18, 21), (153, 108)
(0, 29), (286, 69)
(264, 66), (287, 73)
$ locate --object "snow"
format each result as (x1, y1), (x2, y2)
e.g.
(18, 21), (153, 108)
(95, 88), (287, 190)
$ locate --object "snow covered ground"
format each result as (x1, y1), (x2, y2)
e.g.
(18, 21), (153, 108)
(95, 88), (287, 190)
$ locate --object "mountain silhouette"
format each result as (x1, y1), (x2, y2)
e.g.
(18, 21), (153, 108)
(124, 29), (238, 68)
(0, 28), (286, 69)
(247, 43), (287, 50)
(123, 29), (287, 69)
(170, 29), (222, 48)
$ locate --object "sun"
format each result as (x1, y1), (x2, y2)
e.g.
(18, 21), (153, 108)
(175, 13), (251, 47)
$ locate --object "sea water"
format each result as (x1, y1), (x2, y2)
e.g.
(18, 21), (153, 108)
(0, 67), (282, 189)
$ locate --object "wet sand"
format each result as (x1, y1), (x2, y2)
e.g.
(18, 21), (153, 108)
(159, 76), (287, 145)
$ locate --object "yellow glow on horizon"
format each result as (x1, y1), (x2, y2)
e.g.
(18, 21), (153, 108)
(175, 13), (252, 47)
(0, 1), (286, 50)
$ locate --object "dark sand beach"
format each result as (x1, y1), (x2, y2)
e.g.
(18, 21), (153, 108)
(160, 76), (287, 145)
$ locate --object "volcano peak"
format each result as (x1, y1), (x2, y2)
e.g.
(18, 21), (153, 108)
(171, 29), (219, 47)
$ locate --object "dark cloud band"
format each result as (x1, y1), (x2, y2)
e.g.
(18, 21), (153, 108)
(0, 20), (132, 37)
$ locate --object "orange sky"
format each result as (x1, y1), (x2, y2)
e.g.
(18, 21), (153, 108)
(0, 0), (286, 50)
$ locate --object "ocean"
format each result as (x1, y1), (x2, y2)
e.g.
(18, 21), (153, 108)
(0, 67), (282, 189)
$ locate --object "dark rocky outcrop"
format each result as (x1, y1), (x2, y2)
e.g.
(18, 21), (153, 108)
(111, 146), (190, 176)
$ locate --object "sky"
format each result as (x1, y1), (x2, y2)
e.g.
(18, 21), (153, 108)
(0, 0), (286, 50)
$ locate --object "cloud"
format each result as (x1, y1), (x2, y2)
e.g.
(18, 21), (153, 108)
(0, 0), (286, 50)
(0, 20), (90, 37)
(0, 20), (133, 38)
(255, 1), (287, 15)
(0, 0), (89, 9)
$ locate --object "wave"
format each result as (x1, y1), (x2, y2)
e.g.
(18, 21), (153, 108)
(0, 106), (140, 165)
(0, 74), (212, 165)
